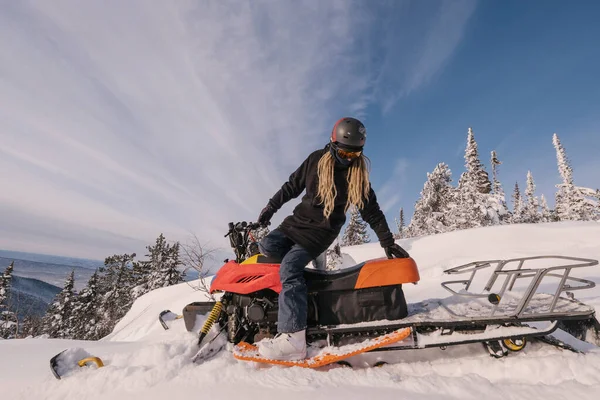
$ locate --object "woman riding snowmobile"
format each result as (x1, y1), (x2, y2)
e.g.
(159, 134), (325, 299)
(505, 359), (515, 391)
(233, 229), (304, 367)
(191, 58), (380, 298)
(255, 117), (410, 361)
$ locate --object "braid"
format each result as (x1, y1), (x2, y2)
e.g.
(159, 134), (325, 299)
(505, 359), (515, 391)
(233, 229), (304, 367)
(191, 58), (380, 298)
(316, 151), (371, 219)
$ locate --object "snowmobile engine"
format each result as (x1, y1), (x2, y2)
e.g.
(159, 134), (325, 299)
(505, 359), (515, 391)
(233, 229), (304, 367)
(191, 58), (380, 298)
(226, 292), (279, 343)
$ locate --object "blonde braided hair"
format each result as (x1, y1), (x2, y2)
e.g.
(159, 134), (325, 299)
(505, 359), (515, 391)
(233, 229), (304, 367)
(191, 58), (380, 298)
(316, 150), (371, 219)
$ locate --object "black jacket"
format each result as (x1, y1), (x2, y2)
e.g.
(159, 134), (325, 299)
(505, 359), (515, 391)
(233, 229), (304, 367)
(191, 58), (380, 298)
(268, 145), (395, 258)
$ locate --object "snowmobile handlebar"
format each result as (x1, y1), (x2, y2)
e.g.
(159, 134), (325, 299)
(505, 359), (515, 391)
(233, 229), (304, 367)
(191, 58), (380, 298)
(225, 221), (265, 263)
(225, 221), (262, 237)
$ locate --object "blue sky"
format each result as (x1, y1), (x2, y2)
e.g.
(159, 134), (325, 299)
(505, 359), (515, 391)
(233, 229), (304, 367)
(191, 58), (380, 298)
(0, 0), (598, 261)
(364, 0), (600, 222)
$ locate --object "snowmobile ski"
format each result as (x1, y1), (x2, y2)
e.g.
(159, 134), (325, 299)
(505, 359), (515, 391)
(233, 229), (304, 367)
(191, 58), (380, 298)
(232, 327), (412, 368)
(50, 348), (104, 380)
(158, 309), (183, 330)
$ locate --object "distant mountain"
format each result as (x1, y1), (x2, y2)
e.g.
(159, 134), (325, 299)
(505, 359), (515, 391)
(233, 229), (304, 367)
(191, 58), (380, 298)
(0, 250), (103, 270)
(11, 275), (62, 305)
(7, 275), (62, 320)
(0, 257), (96, 291)
(0, 250), (202, 295)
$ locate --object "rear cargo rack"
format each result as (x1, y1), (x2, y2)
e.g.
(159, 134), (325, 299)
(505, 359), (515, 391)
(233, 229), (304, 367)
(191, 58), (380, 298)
(441, 255), (598, 318)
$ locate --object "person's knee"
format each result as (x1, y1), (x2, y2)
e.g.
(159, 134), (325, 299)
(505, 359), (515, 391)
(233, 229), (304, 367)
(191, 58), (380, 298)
(258, 229), (290, 259)
(279, 245), (313, 284)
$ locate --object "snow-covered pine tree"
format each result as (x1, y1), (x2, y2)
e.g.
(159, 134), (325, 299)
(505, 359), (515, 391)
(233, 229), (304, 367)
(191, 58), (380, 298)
(511, 182), (525, 224)
(0, 310), (17, 339)
(552, 133), (589, 221)
(461, 127), (492, 194)
(595, 189), (600, 221)
(139, 234), (167, 293)
(408, 162), (455, 236)
(157, 242), (185, 288)
(96, 254), (135, 338)
(341, 206), (370, 246)
(490, 151), (503, 196)
(325, 240), (343, 271)
(41, 270), (76, 339)
(489, 150), (509, 223)
(131, 259), (150, 299)
(523, 171), (540, 223)
(20, 314), (43, 338)
(539, 194), (554, 222)
(452, 128), (500, 228)
(394, 208), (406, 239)
(70, 271), (101, 340)
(98, 253), (136, 296)
(0, 262), (17, 339)
(143, 234), (185, 291)
(0, 261), (14, 306)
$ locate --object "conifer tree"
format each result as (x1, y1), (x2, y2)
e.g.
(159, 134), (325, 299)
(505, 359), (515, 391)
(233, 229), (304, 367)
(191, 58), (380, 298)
(21, 314), (43, 338)
(524, 171), (540, 223)
(341, 207), (370, 246)
(71, 271), (101, 340)
(460, 127), (492, 194)
(452, 128), (500, 228)
(394, 208), (406, 239)
(139, 234), (168, 294)
(131, 259), (151, 299)
(98, 253), (136, 296)
(409, 163), (455, 235)
(154, 242), (184, 288)
(595, 189), (600, 221)
(145, 234), (185, 291)
(489, 150), (509, 223)
(97, 264), (132, 339)
(511, 182), (525, 224)
(96, 254), (135, 338)
(0, 261), (14, 306)
(0, 262), (17, 339)
(553, 133), (588, 220)
(490, 151), (504, 197)
(540, 194), (553, 222)
(325, 240), (343, 271)
(41, 271), (76, 338)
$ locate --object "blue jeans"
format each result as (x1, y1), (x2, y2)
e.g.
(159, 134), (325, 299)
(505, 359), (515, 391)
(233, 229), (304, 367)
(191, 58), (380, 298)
(259, 229), (314, 333)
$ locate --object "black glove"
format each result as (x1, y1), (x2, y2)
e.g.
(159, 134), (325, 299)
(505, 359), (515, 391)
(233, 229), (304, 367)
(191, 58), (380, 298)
(257, 203), (276, 227)
(384, 243), (410, 259)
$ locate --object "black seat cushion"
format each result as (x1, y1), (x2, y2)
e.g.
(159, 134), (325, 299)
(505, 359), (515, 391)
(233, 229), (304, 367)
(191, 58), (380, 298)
(304, 262), (365, 292)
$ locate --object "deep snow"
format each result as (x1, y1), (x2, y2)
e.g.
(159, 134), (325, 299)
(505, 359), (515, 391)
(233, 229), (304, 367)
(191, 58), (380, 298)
(1, 221), (600, 400)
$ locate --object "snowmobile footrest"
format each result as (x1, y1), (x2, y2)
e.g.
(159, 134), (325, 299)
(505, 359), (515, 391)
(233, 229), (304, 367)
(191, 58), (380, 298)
(232, 327), (411, 368)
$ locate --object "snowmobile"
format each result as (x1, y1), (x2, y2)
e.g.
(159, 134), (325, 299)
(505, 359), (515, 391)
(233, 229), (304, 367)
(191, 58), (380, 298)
(189, 220), (420, 366)
(189, 221), (600, 367)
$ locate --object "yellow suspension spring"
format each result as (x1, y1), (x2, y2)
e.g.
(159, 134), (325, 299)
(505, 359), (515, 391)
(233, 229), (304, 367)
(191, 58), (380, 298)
(198, 301), (223, 346)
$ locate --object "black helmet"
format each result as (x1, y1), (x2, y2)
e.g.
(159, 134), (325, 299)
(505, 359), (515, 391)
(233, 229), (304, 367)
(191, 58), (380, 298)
(330, 117), (366, 150)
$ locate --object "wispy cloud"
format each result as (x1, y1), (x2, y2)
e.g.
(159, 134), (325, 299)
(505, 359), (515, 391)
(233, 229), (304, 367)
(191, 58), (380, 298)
(0, 1), (477, 259)
(0, 0), (376, 258)
(372, 0), (478, 113)
(377, 158), (410, 214)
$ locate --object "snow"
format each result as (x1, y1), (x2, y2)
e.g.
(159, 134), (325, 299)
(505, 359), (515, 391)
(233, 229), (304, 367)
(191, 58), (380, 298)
(2, 222), (600, 399)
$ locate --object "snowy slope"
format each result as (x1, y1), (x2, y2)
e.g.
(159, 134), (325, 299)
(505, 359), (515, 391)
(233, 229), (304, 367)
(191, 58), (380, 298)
(2, 222), (600, 400)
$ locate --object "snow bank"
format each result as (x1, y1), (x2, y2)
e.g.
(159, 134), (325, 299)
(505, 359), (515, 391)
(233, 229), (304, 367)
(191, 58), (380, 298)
(105, 276), (216, 342)
(1, 222), (600, 400)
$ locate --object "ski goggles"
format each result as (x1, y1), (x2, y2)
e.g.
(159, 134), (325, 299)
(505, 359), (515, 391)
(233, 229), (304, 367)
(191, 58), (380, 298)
(336, 148), (362, 159)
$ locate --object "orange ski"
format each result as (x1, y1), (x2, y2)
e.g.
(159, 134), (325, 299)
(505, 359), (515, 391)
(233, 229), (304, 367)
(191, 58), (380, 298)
(232, 327), (411, 368)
